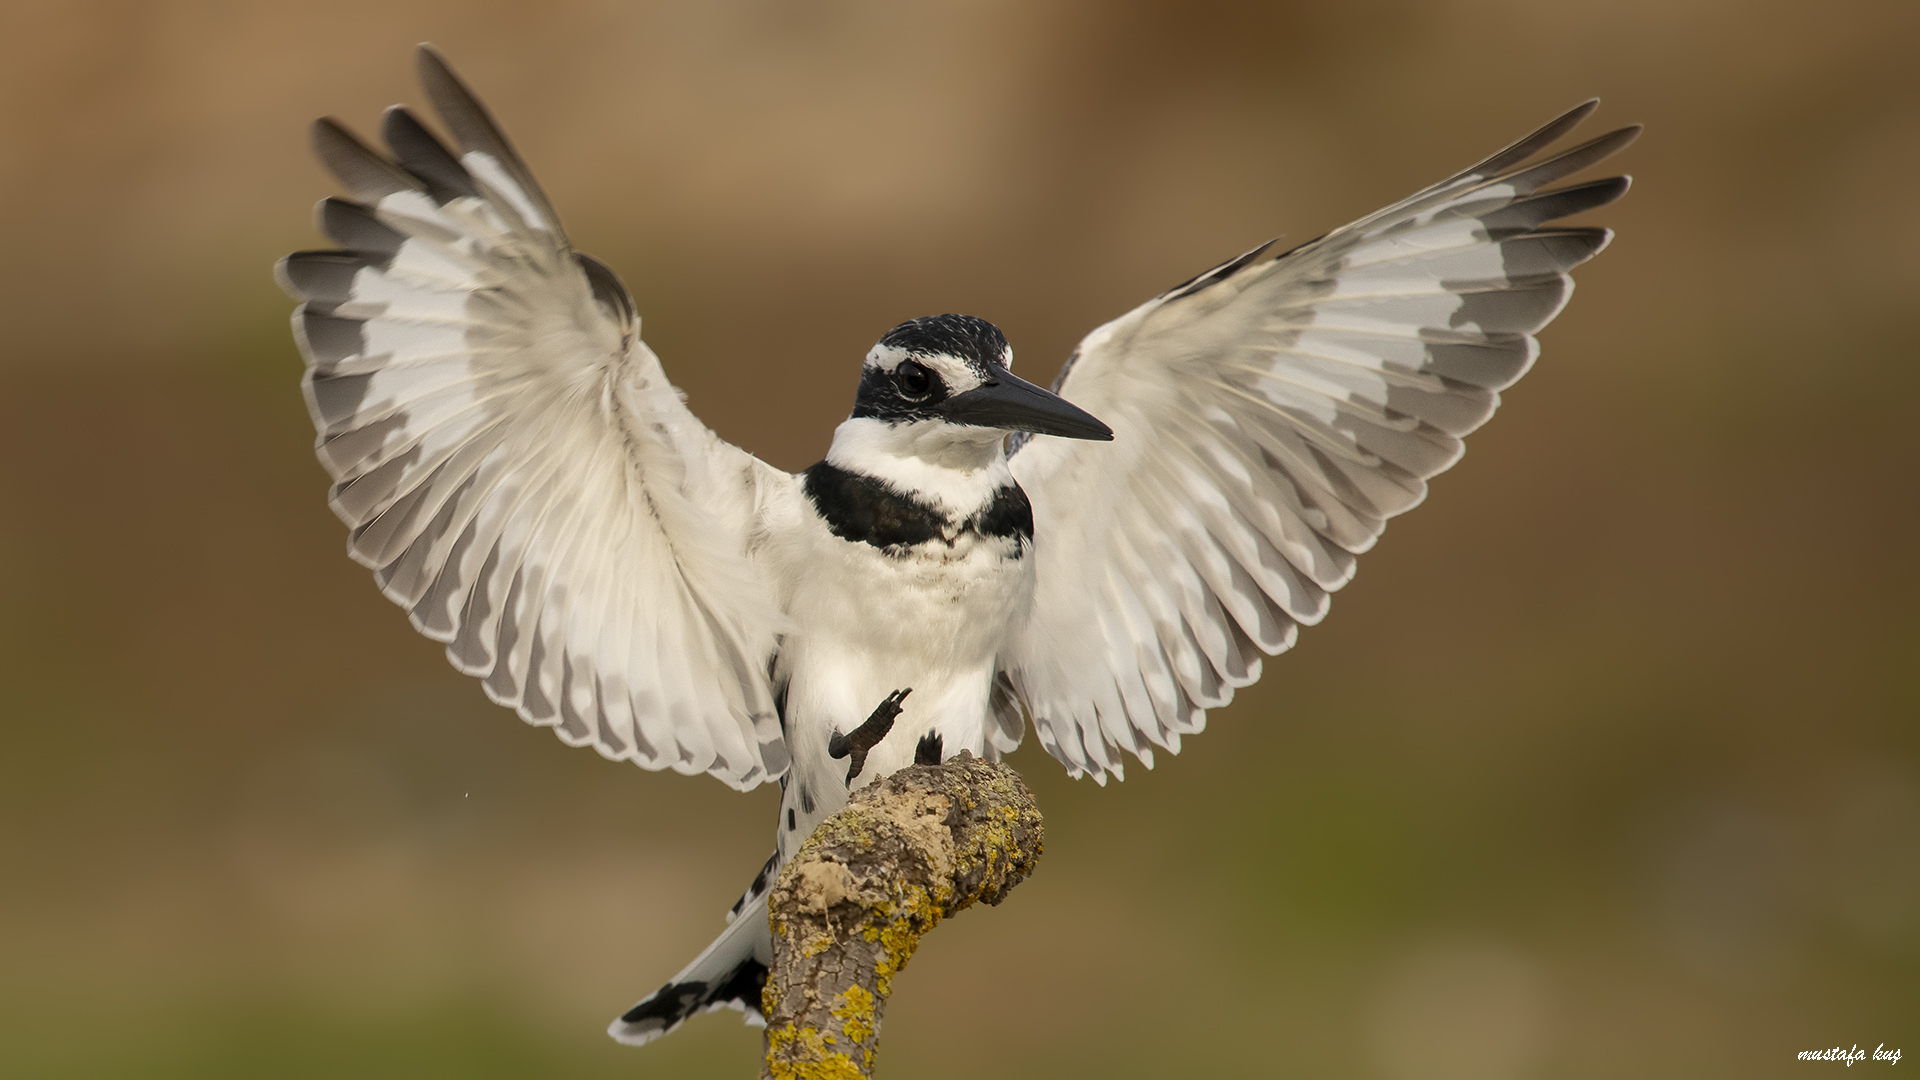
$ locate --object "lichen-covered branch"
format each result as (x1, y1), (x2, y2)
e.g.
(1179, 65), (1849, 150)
(761, 751), (1044, 1079)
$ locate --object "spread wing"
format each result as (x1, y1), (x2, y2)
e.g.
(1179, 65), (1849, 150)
(278, 47), (792, 790)
(1003, 102), (1637, 782)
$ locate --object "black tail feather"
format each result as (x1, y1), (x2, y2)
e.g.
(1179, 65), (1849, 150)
(614, 956), (768, 1041)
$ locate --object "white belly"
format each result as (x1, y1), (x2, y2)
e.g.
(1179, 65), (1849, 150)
(768, 511), (1032, 851)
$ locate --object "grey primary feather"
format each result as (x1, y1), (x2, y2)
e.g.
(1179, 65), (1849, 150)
(1467, 98), (1598, 176)
(277, 251), (369, 304)
(315, 198), (406, 266)
(310, 117), (421, 202)
(380, 106), (481, 203)
(415, 44), (564, 233)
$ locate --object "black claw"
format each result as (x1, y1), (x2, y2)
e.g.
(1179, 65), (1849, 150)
(827, 688), (912, 785)
(914, 730), (944, 766)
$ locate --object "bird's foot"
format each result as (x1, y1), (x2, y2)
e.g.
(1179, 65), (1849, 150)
(827, 687), (912, 785)
(914, 730), (943, 766)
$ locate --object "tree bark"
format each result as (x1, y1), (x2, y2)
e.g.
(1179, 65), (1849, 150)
(761, 751), (1044, 1079)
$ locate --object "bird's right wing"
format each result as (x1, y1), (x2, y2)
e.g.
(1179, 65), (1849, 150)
(1004, 102), (1636, 781)
(278, 47), (792, 790)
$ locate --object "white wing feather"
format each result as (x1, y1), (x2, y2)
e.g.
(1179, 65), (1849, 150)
(279, 48), (791, 790)
(1005, 102), (1638, 781)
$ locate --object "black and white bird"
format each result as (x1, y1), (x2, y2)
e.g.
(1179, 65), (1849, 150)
(277, 46), (1635, 1047)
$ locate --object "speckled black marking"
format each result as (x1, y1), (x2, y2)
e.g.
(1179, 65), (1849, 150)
(787, 808), (796, 831)
(914, 731), (944, 766)
(729, 851), (781, 919)
(804, 463), (1030, 555)
(799, 786), (815, 815)
(771, 670), (791, 739)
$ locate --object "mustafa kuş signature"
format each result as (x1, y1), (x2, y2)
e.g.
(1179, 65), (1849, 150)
(1799, 1045), (1902, 1066)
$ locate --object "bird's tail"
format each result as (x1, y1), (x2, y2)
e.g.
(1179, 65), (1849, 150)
(608, 852), (779, 1046)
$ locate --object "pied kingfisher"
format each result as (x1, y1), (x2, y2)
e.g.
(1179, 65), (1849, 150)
(277, 46), (1635, 1045)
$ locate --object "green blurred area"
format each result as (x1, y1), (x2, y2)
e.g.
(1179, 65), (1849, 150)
(1, 1), (1915, 1077)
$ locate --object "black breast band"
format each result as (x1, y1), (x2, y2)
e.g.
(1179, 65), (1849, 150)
(803, 461), (1032, 554)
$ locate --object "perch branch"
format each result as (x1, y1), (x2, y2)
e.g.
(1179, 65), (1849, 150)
(761, 751), (1044, 1079)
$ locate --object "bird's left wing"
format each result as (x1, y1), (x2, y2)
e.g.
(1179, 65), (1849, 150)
(1004, 102), (1637, 782)
(278, 47), (792, 789)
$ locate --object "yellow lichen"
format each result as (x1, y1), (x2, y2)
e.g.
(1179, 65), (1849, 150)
(765, 758), (1043, 1077)
(869, 886), (945, 998)
(764, 1022), (865, 1080)
(832, 984), (876, 1045)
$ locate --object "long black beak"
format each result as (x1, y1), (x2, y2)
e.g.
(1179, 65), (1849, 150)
(937, 369), (1113, 441)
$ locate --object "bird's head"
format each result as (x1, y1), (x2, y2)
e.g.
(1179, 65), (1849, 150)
(849, 315), (1113, 446)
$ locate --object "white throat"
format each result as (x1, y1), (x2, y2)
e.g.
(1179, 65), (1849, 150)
(825, 417), (1013, 518)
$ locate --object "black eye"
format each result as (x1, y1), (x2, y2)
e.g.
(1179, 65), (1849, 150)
(893, 360), (933, 399)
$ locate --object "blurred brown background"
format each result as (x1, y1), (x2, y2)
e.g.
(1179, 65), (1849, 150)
(1, 1), (1914, 1077)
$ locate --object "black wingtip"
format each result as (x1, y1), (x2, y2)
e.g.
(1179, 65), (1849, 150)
(414, 43), (462, 107)
(277, 250), (366, 303)
(409, 42), (565, 234)
(310, 117), (423, 202)
(1504, 124), (1642, 192)
(380, 105), (480, 203)
(315, 197), (405, 265)
(1469, 98), (1603, 178)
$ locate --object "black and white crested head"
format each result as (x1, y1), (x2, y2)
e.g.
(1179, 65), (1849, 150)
(852, 314), (1010, 422)
(880, 313), (1012, 372)
(847, 313), (1111, 441)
